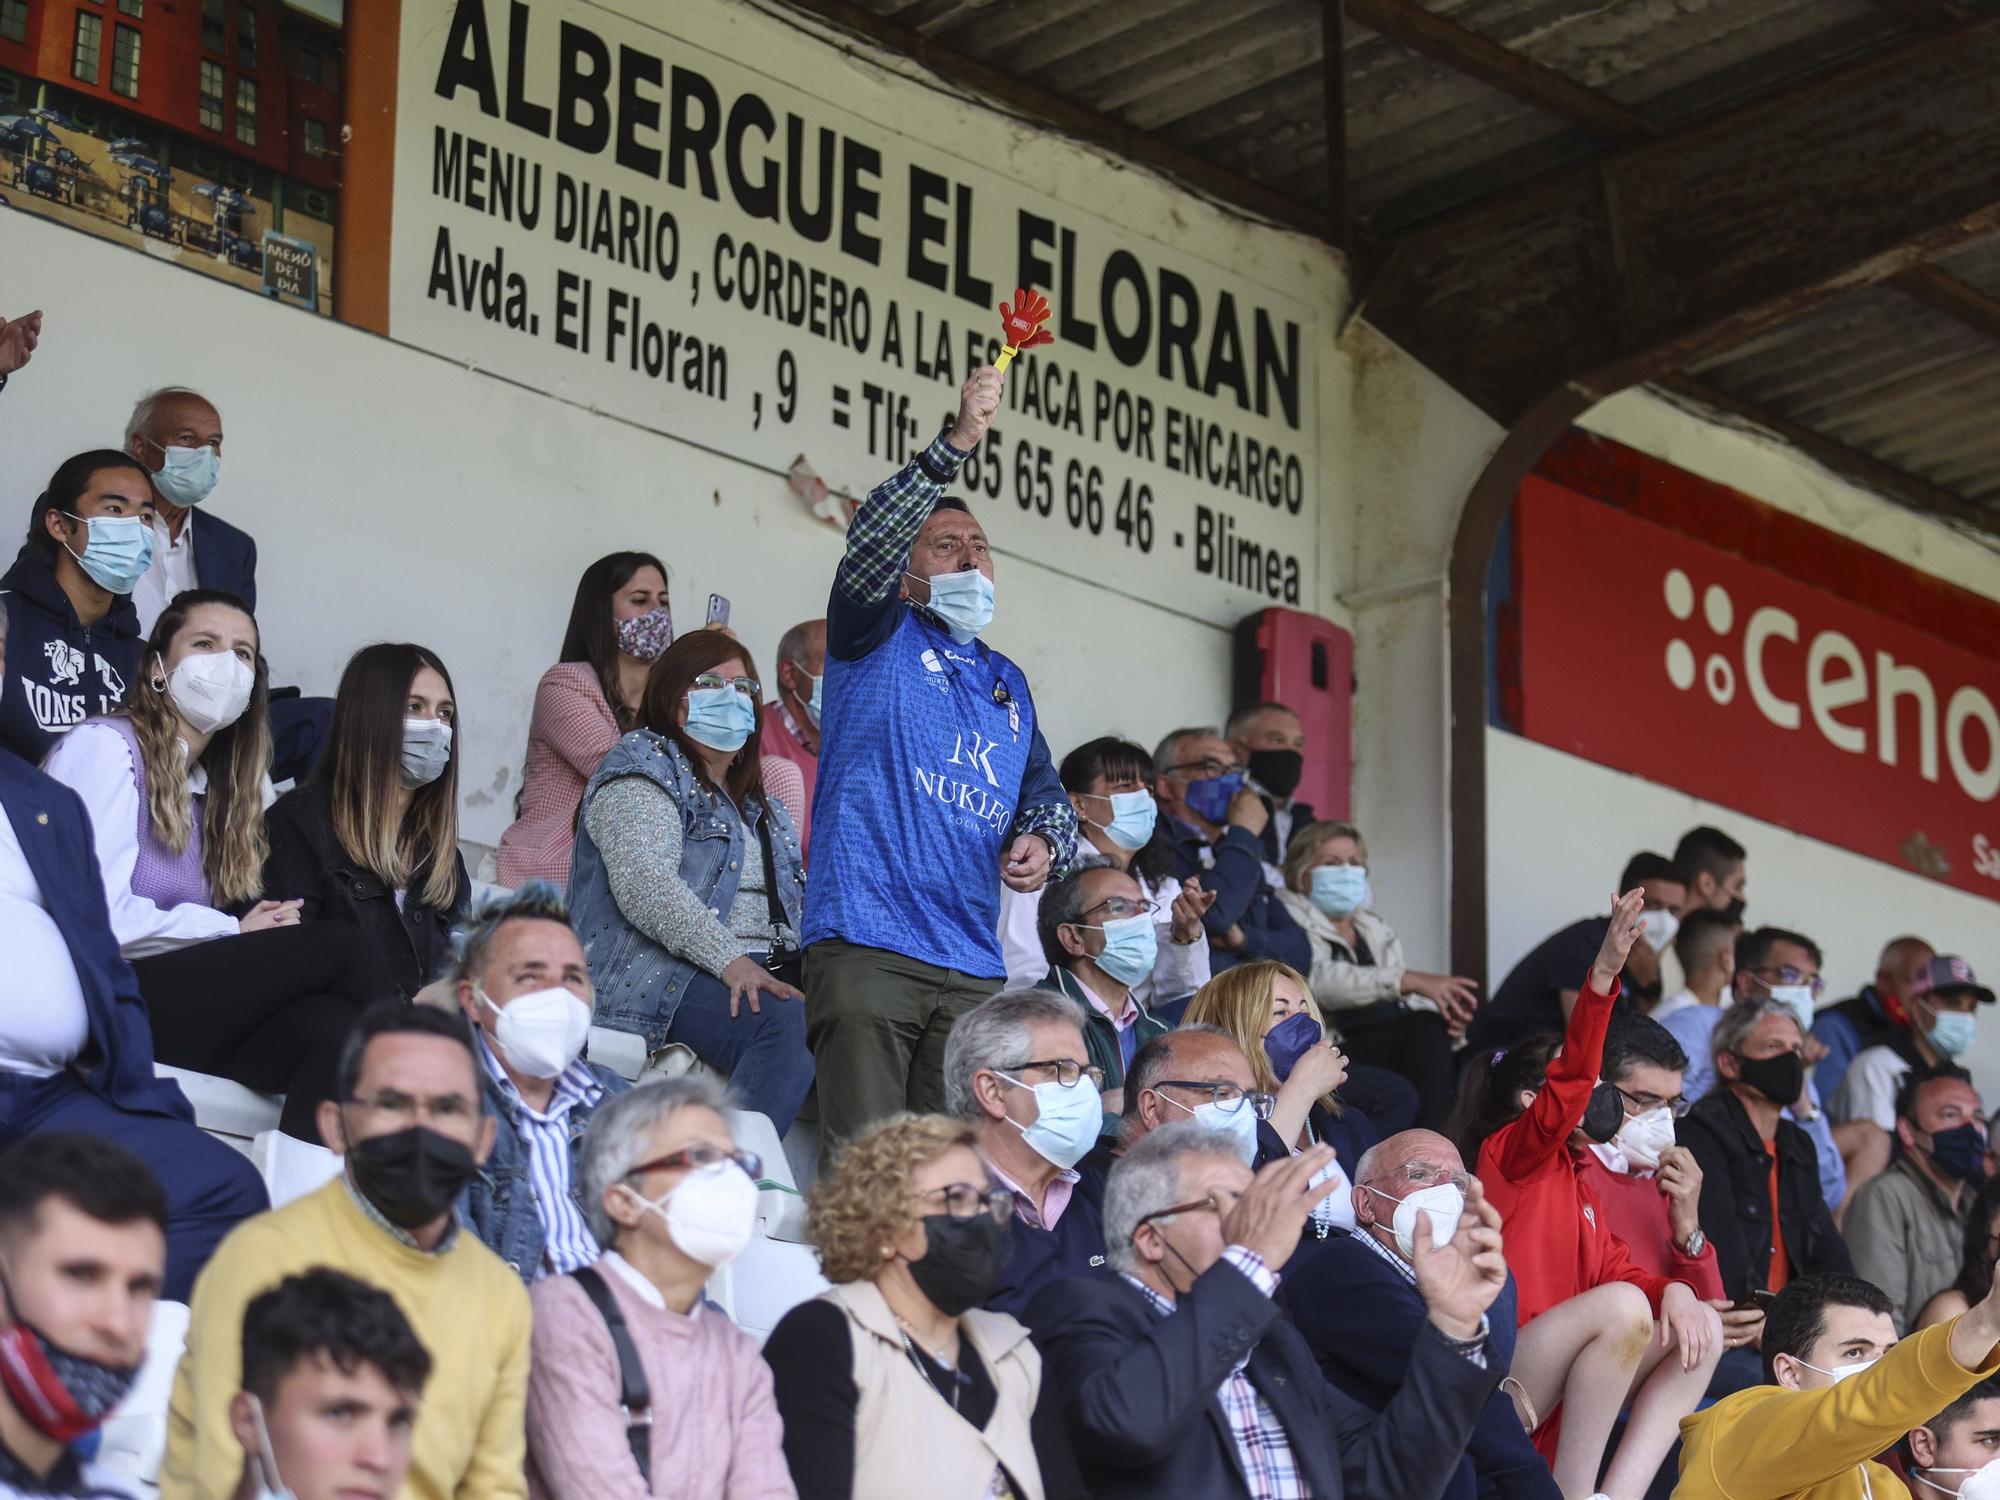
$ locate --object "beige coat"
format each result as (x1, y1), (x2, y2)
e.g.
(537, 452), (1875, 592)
(823, 1279), (1045, 1500)
(1274, 890), (1427, 1014)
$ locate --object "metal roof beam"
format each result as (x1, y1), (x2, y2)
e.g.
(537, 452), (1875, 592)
(1892, 263), (2000, 344)
(1659, 376), (1996, 534)
(1337, 0), (1660, 142)
(1358, 18), (2000, 428)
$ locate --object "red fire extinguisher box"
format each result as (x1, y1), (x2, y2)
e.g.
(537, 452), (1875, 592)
(1233, 607), (1353, 821)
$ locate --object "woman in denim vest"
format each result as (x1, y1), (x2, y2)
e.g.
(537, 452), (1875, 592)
(569, 631), (812, 1133)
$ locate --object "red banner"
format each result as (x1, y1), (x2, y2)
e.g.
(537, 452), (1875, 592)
(1513, 477), (2000, 903)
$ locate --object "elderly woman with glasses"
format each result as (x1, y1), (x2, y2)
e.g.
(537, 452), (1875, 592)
(763, 1112), (1085, 1500)
(526, 1075), (795, 1499)
(569, 631), (813, 1132)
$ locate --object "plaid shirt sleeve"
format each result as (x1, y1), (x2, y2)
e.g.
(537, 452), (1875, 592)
(1011, 731), (1079, 876)
(834, 432), (971, 606)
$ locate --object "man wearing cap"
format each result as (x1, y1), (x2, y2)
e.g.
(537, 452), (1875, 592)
(802, 363), (1078, 1148)
(1831, 955), (1993, 1135)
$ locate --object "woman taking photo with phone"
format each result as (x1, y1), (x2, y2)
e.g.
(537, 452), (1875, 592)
(499, 555), (803, 888)
(44, 589), (376, 1141)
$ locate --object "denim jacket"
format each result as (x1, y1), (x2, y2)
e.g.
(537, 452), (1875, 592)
(568, 730), (806, 1050)
(458, 1055), (629, 1282)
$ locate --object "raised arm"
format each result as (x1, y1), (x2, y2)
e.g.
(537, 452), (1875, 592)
(1487, 890), (1644, 1183)
(827, 367), (1000, 661)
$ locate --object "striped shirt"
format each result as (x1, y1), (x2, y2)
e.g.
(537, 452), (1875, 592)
(477, 1036), (604, 1278)
(1123, 1247), (1308, 1500)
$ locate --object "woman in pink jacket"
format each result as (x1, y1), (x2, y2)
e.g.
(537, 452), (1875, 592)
(498, 552), (803, 887)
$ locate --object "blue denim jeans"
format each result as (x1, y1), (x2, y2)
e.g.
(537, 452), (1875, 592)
(665, 957), (814, 1135)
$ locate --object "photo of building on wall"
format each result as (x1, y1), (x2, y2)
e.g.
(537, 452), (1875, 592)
(0, 0), (341, 314)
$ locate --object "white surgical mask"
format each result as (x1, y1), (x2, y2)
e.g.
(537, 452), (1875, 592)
(1364, 1181), (1465, 1260)
(150, 443), (221, 507)
(165, 649), (254, 735)
(627, 1160), (759, 1267)
(1611, 1105), (1677, 1172)
(401, 718), (453, 786)
(1915, 1461), (2000, 1500)
(244, 1394), (296, 1500)
(481, 985), (590, 1080)
(1791, 1354), (1880, 1385)
(1161, 1091), (1259, 1164)
(1639, 908), (1680, 955)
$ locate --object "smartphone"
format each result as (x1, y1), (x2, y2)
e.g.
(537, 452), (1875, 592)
(1732, 1290), (1778, 1313)
(706, 592), (730, 628)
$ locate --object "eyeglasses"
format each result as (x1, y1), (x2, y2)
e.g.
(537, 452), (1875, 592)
(912, 1183), (1013, 1224)
(1614, 1085), (1692, 1119)
(1749, 966), (1826, 999)
(1166, 758), (1235, 779)
(1395, 1162), (1473, 1193)
(1082, 896), (1161, 922)
(1135, 1195), (1228, 1234)
(999, 1059), (1106, 1091)
(1155, 1081), (1275, 1120)
(346, 1089), (476, 1127)
(626, 1145), (763, 1180)
(691, 673), (761, 698)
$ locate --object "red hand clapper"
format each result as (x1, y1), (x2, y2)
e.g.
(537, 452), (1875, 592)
(995, 288), (1054, 371)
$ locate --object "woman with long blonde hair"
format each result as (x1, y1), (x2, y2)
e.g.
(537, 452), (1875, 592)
(45, 588), (376, 1141)
(1183, 959), (1381, 1236)
(264, 642), (470, 1000)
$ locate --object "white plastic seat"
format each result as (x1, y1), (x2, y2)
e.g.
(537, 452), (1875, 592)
(727, 1109), (810, 1244)
(95, 1299), (188, 1488)
(155, 1065), (280, 1150)
(252, 1130), (343, 1208)
(706, 1234), (829, 1345)
(586, 1025), (648, 1083)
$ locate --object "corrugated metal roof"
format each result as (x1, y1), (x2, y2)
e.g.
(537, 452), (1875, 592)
(838, 0), (2000, 530)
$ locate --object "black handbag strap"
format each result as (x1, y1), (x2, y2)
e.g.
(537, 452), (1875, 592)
(753, 807), (795, 958)
(572, 1266), (652, 1483)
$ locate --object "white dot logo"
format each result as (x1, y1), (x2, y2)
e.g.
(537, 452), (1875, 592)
(1665, 570), (1735, 702)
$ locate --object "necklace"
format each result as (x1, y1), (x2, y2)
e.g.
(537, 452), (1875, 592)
(894, 1314), (957, 1368)
(895, 1324), (961, 1412)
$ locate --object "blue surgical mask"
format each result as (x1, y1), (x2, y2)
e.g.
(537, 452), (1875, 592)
(1264, 1011), (1323, 1081)
(1162, 1091), (1259, 1164)
(1309, 865), (1369, 918)
(684, 685), (755, 753)
(1087, 789), (1157, 851)
(918, 567), (996, 644)
(149, 444), (220, 507)
(1082, 913), (1158, 987)
(997, 1072), (1103, 1169)
(1928, 1009), (1977, 1059)
(60, 513), (154, 595)
(1183, 770), (1244, 824)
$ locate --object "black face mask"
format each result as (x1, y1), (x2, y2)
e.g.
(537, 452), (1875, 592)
(1246, 749), (1304, 802)
(1719, 896), (1746, 925)
(1731, 1049), (1805, 1107)
(348, 1127), (479, 1229)
(1580, 1081), (1625, 1143)
(906, 1213), (1011, 1318)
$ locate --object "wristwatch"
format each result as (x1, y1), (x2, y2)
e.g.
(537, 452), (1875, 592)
(1679, 1228), (1707, 1257)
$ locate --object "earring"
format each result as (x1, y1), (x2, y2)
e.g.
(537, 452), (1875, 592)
(149, 670), (167, 693)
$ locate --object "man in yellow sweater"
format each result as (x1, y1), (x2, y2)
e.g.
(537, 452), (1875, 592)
(165, 1002), (531, 1500)
(1677, 1270), (2000, 1500)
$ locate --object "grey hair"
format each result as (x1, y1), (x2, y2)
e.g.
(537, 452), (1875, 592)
(1152, 726), (1221, 773)
(1224, 701), (1296, 741)
(1353, 1141), (1383, 1185)
(1712, 995), (1804, 1061)
(579, 1075), (737, 1246)
(1124, 1024), (1235, 1109)
(1103, 1119), (1241, 1275)
(1036, 868), (1096, 973)
(942, 988), (1083, 1121)
(451, 881), (582, 989)
(125, 386), (211, 447)
(776, 619), (820, 671)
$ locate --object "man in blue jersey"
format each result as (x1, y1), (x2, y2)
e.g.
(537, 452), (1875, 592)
(803, 364), (1078, 1147)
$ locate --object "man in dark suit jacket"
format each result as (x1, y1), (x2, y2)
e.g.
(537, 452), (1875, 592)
(125, 386), (329, 781)
(1225, 700), (1313, 868)
(1286, 1130), (1560, 1500)
(1028, 1118), (1507, 1500)
(0, 640), (265, 1299)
